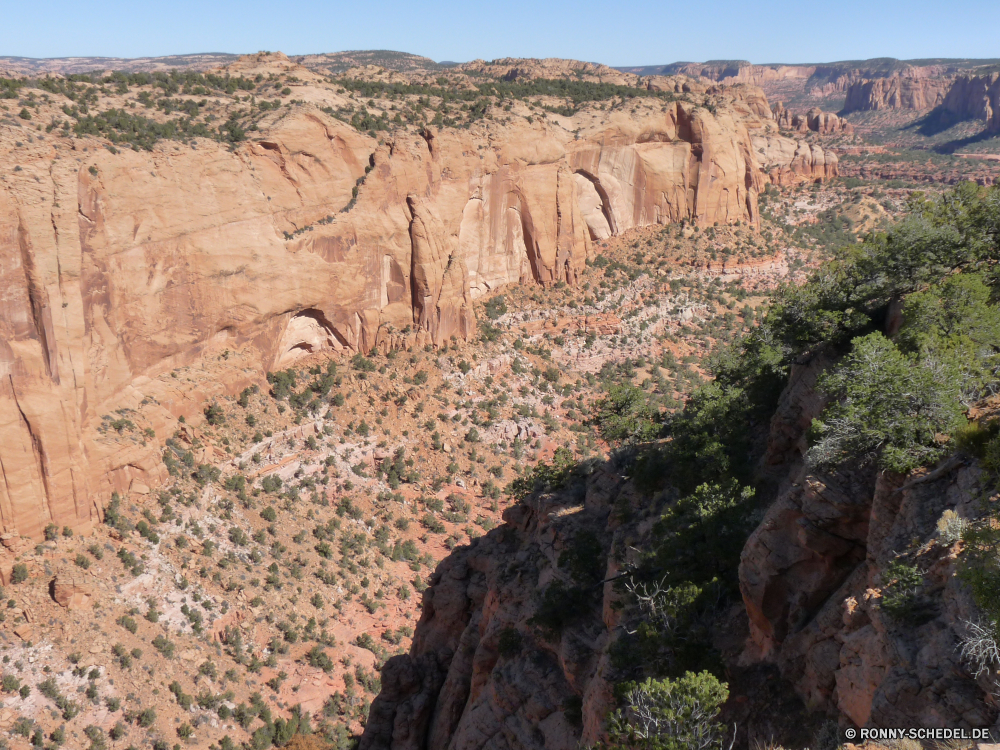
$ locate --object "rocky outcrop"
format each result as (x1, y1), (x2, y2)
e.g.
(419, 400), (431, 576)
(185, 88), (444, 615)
(456, 58), (638, 85)
(722, 85), (774, 122)
(739, 355), (997, 730)
(751, 135), (839, 185)
(50, 574), (94, 609)
(625, 60), (1000, 124)
(360, 469), (624, 750)
(806, 108), (854, 135)
(408, 194), (475, 343)
(653, 62), (814, 89)
(568, 104), (765, 234)
(643, 75), (711, 96)
(0, 82), (790, 539)
(842, 75), (953, 112)
(771, 104), (854, 135)
(645, 61), (955, 103)
(937, 73), (1000, 132)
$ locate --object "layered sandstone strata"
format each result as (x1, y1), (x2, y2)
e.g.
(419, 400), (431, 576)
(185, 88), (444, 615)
(751, 135), (839, 184)
(842, 75), (953, 112)
(0, 92), (775, 538)
(939, 73), (1000, 132)
(771, 103), (854, 135)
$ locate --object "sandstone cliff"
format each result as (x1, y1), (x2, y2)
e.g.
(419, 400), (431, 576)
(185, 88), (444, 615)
(843, 69), (1000, 134)
(751, 135), (839, 185)
(937, 72), (1000, 132)
(362, 348), (999, 748)
(0, 78), (784, 539)
(635, 60), (969, 108)
(739, 356), (996, 730)
(360, 466), (625, 750)
(771, 103), (853, 136)
(842, 75), (953, 112)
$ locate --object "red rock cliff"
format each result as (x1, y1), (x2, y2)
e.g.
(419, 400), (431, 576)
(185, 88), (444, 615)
(0, 95), (781, 538)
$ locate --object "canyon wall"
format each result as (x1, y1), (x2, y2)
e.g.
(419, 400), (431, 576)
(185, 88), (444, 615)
(739, 356), (995, 730)
(361, 349), (997, 749)
(360, 466), (626, 750)
(0, 97), (773, 539)
(938, 72), (1000, 132)
(658, 61), (960, 103)
(843, 70), (1000, 133)
(771, 103), (853, 135)
(751, 135), (839, 185)
(842, 75), (954, 112)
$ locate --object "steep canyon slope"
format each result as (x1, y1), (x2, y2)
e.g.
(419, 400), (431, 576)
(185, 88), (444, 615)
(621, 58), (1000, 141)
(360, 183), (1000, 749)
(0, 56), (832, 543)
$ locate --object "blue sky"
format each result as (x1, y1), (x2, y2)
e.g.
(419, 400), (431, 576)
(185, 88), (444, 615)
(2, 0), (997, 66)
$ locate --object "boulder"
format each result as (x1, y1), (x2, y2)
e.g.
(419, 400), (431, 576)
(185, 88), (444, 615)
(51, 574), (94, 610)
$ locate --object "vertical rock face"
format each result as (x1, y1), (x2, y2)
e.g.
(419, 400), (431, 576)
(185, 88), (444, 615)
(938, 73), (1000, 132)
(806, 108), (853, 135)
(739, 356), (996, 730)
(568, 103), (764, 233)
(751, 135), (839, 185)
(770, 104), (854, 135)
(408, 194), (474, 345)
(0, 87), (807, 537)
(360, 474), (623, 750)
(842, 75), (954, 112)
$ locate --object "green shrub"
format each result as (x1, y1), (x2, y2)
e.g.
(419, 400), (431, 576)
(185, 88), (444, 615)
(559, 530), (604, 585)
(605, 672), (729, 750)
(653, 481), (755, 592)
(204, 402), (225, 425)
(152, 634), (175, 658)
(351, 353), (377, 372)
(591, 383), (661, 446)
(483, 295), (507, 320)
(529, 581), (594, 638)
(809, 332), (967, 473)
(879, 560), (935, 624)
(421, 514), (445, 534)
(117, 614), (138, 634)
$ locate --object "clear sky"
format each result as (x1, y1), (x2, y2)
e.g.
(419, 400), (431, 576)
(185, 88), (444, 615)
(2, 0), (997, 66)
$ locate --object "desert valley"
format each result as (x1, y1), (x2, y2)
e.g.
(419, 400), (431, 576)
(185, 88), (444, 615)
(0, 47), (999, 750)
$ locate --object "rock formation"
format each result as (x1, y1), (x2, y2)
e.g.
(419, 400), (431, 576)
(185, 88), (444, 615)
(842, 75), (953, 112)
(360, 468), (625, 750)
(456, 58), (638, 85)
(632, 60), (972, 108)
(771, 103), (854, 135)
(50, 574), (94, 609)
(362, 342), (999, 748)
(843, 69), (1000, 132)
(937, 73), (1000, 132)
(0, 76), (798, 540)
(739, 355), (996, 729)
(751, 135), (839, 185)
